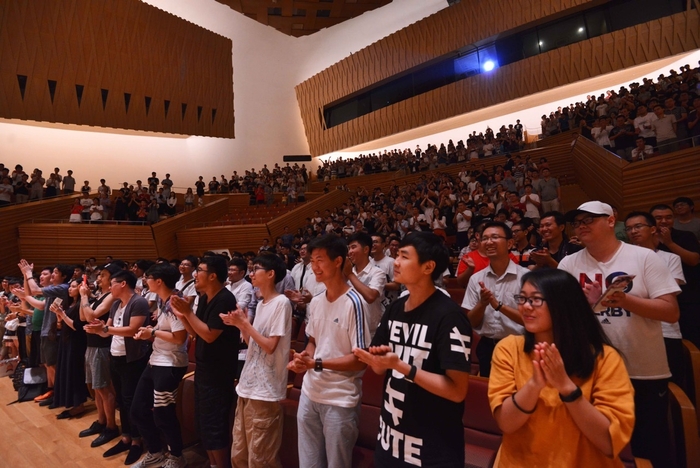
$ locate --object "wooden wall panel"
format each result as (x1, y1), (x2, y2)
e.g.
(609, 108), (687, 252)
(0, 0), (234, 138)
(150, 199), (229, 259)
(0, 195), (81, 275)
(570, 137), (627, 210)
(297, 7), (700, 156)
(267, 190), (352, 240)
(176, 224), (270, 257)
(18, 224), (157, 267)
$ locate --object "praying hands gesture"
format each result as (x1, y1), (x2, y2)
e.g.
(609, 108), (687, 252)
(529, 342), (577, 396)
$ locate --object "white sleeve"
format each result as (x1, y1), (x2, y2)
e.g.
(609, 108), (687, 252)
(642, 249), (681, 298)
(461, 275), (480, 310)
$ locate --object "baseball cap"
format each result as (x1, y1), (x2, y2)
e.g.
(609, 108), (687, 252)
(564, 201), (613, 222)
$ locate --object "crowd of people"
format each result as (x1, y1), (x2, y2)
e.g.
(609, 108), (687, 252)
(543, 61), (700, 160)
(1, 180), (698, 466)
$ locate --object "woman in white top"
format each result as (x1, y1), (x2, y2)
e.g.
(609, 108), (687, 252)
(130, 263), (189, 468)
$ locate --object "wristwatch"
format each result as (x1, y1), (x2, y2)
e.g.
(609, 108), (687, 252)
(103, 325), (109, 334)
(314, 358), (323, 372)
(559, 386), (583, 402)
(494, 301), (503, 311)
(405, 364), (418, 383)
(151, 328), (156, 338)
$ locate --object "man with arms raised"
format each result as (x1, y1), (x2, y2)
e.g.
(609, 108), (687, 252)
(171, 256), (240, 468)
(287, 234), (370, 468)
(354, 232), (471, 467)
(558, 201), (680, 467)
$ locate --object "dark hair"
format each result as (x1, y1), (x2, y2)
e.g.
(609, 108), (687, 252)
(371, 233), (386, 243)
(481, 221), (513, 240)
(347, 232), (373, 249)
(521, 269), (613, 379)
(673, 196), (694, 208)
(145, 263), (180, 290)
(253, 255), (288, 284)
(541, 211), (566, 226)
(54, 264), (74, 284)
(133, 259), (155, 273)
(111, 270), (138, 290)
(199, 256), (228, 284)
(308, 233), (348, 267)
(182, 255), (199, 268)
(625, 211), (656, 227)
(229, 257), (247, 273)
(399, 232), (449, 281)
(649, 203), (673, 213)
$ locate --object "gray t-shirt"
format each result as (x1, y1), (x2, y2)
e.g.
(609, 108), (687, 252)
(538, 177), (560, 201)
(674, 218), (700, 241)
(41, 284), (69, 337)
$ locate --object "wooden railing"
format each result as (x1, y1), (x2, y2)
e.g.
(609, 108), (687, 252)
(267, 190), (353, 240)
(176, 224), (270, 257)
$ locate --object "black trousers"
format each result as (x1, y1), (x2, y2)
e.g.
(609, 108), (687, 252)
(131, 365), (188, 456)
(476, 336), (500, 378)
(110, 354), (148, 438)
(630, 378), (670, 468)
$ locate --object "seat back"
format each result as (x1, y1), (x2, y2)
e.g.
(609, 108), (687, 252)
(681, 339), (700, 434)
(668, 382), (700, 468)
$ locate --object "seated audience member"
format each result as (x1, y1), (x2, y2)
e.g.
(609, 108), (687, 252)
(130, 263), (189, 468)
(531, 211), (582, 269)
(462, 222), (527, 377)
(489, 269), (635, 466)
(221, 254), (291, 468)
(171, 256), (240, 468)
(354, 232), (472, 467)
(630, 137), (654, 162)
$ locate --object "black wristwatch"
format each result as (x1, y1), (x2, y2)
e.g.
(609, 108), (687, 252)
(559, 386), (583, 402)
(103, 325), (109, 334)
(494, 301), (503, 311)
(405, 364), (417, 383)
(314, 358), (323, 372)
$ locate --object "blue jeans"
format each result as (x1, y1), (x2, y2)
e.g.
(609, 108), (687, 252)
(297, 392), (360, 468)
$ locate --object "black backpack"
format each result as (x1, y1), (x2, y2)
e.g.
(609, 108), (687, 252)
(8, 364), (47, 404)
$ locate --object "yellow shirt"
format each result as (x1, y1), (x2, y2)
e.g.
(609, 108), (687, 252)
(488, 335), (635, 467)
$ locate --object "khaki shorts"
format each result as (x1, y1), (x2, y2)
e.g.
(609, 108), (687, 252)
(231, 397), (283, 468)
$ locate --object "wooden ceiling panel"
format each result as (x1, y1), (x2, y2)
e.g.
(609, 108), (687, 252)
(215, 0), (392, 37)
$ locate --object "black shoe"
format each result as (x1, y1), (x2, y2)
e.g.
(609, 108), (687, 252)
(103, 439), (130, 457)
(39, 397), (54, 407)
(124, 444), (143, 465)
(80, 421), (106, 438)
(47, 402), (59, 409)
(56, 410), (72, 420)
(91, 427), (120, 448)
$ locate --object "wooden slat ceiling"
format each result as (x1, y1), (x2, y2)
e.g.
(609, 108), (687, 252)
(214, 0), (393, 37)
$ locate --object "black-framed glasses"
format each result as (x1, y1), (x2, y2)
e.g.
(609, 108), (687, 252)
(481, 235), (508, 242)
(513, 295), (546, 307)
(252, 266), (268, 273)
(571, 214), (607, 228)
(196, 267), (209, 274)
(624, 224), (650, 233)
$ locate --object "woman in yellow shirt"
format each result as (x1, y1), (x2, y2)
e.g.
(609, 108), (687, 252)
(488, 269), (635, 467)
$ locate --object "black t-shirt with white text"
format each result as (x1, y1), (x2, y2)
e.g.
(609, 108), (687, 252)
(370, 291), (472, 468)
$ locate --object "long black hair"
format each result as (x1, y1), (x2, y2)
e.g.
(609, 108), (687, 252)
(522, 269), (613, 379)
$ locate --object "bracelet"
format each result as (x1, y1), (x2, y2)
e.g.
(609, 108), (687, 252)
(511, 392), (536, 414)
(559, 386), (583, 403)
(405, 364), (417, 383)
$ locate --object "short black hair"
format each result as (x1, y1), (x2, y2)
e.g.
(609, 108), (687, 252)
(54, 264), (75, 284)
(650, 203), (673, 213)
(399, 232), (449, 281)
(253, 255), (288, 284)
(133, 259), (155, 273)
(673, 196), (694, 208)
(541, 211), (566, 226)
(182, 255), (199, 268)
(625, 211), (656, 227)
(145, 263), (180, 290)
(347, 232), (372, 250)
(199, 255), (228, 284)
(229, 257), (247, 272)
(481, 221), (513, 240)
(111, 270), (138, 289)
(308, 234), (347, 267)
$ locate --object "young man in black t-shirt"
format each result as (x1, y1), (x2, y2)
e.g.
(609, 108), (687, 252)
(354, 232), (472, 467)
(172, 255), (239, 468)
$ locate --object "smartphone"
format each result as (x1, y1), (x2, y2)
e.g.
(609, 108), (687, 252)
(53, 298), (63, 307)
(82, 274), (88, 285)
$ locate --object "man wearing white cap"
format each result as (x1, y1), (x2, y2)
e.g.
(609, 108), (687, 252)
(558, 200), (680, 467)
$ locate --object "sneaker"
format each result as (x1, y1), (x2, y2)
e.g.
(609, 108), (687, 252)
(130, 451), (166, 468)
(161, 454), (187, 468)
(34, 389), (54, 402)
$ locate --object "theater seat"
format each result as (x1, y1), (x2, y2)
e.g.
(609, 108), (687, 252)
(175, 371), (198, 447)
(280, 370), (305, 468)
(352, 370), (385, 467)
(668, 382), (700, 468)
(463, 376), (502, 468)
(681, 339), (700, 434)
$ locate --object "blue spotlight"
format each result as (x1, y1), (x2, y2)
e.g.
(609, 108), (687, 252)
(483, 60), (496, 72)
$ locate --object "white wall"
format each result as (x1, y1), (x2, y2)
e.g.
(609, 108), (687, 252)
(0, 0), (445, 189)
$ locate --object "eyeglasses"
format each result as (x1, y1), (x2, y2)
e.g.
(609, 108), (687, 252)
(180, 262), (192, 267)
(624, 224), (650, 233)
(252, 266), (268, 273)
(514, 295), (546, 307)
(481, 235), (508, 242)
(571, 214), (607, 228)
(511, 229), (523, 234)
(196, 268), (209, 274)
